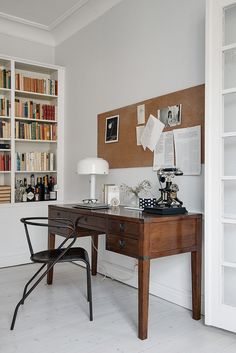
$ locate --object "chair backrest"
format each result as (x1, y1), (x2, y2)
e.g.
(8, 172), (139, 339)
(21, 217), (76, 256)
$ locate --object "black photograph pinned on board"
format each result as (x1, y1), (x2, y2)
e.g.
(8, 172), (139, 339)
(105, 115), (119, 143)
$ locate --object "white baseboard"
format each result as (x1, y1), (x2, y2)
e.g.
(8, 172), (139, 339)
(0, 252), (28, 268)
(98, 260), (205, 314)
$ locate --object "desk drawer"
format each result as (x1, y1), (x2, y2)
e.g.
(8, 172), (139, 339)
(108, 220), (139, 239)
(49, 209), (78, 224)
(106, 234), (139, 258)
(49, 208), (106, 233)
(77, 215), (106, 232)
(149, 219), (197, 256)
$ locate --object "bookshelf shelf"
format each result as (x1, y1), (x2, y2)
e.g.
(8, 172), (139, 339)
(0, 171), (11, 173)
(15, 117), (57, 123)
(15, 90), (57, 100)
(0, 149), (11, 152)
(15, 139), (57, 143)
(0, 138), (11, 141)
(15, 170), (57, 174)
(0, 87), (11, 93)
(0, 116), (10, 119)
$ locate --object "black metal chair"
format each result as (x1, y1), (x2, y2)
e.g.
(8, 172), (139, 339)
(10, 217), (93, 330)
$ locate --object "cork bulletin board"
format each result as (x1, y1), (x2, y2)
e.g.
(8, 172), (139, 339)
(97, 84), (205, 169)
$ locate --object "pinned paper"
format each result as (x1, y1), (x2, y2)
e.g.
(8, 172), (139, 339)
(153, 131), (174, 170)
(136, 126), (145, 146)
(173, 125), (201, 175)
(137, 104), (145, 125)
(140, 114), (165, 152)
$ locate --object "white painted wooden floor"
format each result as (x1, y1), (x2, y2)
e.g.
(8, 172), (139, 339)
(1, 263), (236, 353)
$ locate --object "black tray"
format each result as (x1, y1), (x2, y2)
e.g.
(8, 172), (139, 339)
(143, 206), (187, 215)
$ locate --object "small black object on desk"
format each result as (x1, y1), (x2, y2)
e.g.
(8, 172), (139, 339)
(143, 206), (187, 215)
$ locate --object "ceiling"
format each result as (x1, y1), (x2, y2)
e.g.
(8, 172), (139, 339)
(0, 0), (123, 46)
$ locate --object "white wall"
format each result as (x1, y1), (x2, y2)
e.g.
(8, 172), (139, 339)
(55, 0), (205, 309)
(0, 34), (55, 267)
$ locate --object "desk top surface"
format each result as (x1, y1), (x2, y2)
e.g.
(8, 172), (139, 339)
(49, 204), (202, 223)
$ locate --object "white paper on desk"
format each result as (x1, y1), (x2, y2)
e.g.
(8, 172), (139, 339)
(173, 125), (201, 175)
(140, 114), (165, 152)
(136, 126), (145, 146)
(137, 104), (145, 125)
(153, 131), (174, 170)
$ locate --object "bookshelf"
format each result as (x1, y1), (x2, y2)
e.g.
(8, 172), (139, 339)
(0, 55), (64, 205)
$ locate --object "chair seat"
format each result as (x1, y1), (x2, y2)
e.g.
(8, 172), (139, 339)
(31, 247), (88, 263)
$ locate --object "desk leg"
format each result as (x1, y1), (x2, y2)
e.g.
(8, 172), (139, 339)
(191, 249), (201, 320)
(47, 232), (55, 285)
(91, 234), (98, 276)
(138, 258), (150, 340)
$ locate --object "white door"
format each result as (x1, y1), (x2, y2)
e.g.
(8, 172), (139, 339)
(206, 0), (236, 332)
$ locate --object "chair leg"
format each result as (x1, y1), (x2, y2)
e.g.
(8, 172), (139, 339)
(10, 299), (23, 330)
(10, 264), (47, 330)
(10, 261), (57, 330)
(86, 262), (93, 321)
(22, 264), (46, 305)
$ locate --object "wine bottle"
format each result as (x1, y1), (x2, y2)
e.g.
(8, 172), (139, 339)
(44, 175), (49, 201)
(35, 177), (40, 201)
(26, 183), (35, 202)
(19, 180), (24, 202)
(15, 179), (21, 202)
(49, 176), (57, 200)
(39, 177), (44, 201)
(22, 178), (27, 202)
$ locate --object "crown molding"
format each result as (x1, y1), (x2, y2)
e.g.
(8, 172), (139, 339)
(0, 11), (49, 31)
(52, 0), (124, 46)
(49, 0), (89, 30)
(0, 16), (54, 46)
(0, 0), (123, 47)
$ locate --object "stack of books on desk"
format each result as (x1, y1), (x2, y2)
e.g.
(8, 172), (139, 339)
(0, 185), (11, 203)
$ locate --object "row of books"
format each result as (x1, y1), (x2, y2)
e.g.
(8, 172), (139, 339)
(15, 99), (57, 120)
(0, 96), (10, 116)
(0, 185), (11, 203)
(0, 153), (11, 171)
(0, 120), (11, 138)
(15, 121), (57, 141)
(0, 67), (11, 89)
(16, 152), (55, 172)
(15, 74), (58, 96)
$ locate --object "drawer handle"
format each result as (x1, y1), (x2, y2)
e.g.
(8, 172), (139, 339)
(119, 239), (126, 248)
(119, 223), (125, 232)
(57, 212), (61, 217)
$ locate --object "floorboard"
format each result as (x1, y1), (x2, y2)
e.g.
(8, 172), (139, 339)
(1, 263), (236, 353)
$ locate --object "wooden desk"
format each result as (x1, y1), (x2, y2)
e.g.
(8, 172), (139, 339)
(47, 204), (202, 340)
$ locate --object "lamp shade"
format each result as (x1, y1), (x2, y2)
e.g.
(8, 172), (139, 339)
(77, 157), (109, 175)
